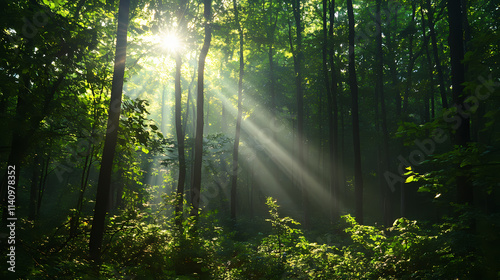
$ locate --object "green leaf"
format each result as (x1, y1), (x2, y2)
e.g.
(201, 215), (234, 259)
(141, 146), (149, 154)
(405, 175), (414, 183)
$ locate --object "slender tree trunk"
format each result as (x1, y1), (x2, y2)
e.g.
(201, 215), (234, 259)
(71, 144), (93, 237)
(292, 0), (307, 227)
(191, 0), (213, 217)
(89, 0), (130, 263)
(323, 0), (339, 222)
(291, 0), (308, 228)
(427, 0), (448, 108)
(29, 154), (41, 221)
(268, 0), (277, 112)
(375, 0), (392, 226)
(173, 0), (188, 226)
(231, 0), (244, 221)
(402, 3), (416, 114)
(386, 6), (400, 118)
(421, 7), (435, 121)
(329, 0), (340, 218)
(37, 153), (50, 215)
(347, 0), (364, 224)
(321, 0), (333, 220)
(174, 52), (187, 225)
(183, 60), (197, 136)
(161, 86), (168, 135)
(448, 0), (472, 205)
(205, 91), (210, 134)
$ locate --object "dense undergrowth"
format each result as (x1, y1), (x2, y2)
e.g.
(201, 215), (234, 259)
(12, 197), (500, 279)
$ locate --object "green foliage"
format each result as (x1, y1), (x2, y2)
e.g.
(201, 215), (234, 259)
(20, 194), (500, 279)
(214, 200), (499, 279)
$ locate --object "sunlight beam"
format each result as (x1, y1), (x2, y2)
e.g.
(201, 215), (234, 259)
(159, 33), (181, 53)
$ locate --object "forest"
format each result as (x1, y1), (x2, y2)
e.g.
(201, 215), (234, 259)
(1, 0), (499, 279)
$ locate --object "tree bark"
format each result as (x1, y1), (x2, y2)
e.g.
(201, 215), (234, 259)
(427, 0), (449, 108)
(375, 0), (391, 227)
(268, 0), (277, 112)
(191, 0), (213, 217)
(174, 0), (188, 227)
(89, 0), (130, 263)
(329, 0), (340, 220)
(231, 0), (244, 221)
(174, 53), (187, 225)
(421, 6), (435, 121)
(291, 0), (308, 228)
(347, 0), (364, 224)
(448, 0), (472, 205)
(402, 3), (416, 114)
(323, 0), (339, 222)
(28, 154), (41, 221)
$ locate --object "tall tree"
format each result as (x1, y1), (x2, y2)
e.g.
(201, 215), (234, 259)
(448, 0), (472, 205)
(290, 0), (308, 228)
(174, 0), (188, 226)
(191, 0), (213, 217)
(89, 0), (130, 263)
(230, 0), (244, 221)
(267, 0), (278, 112)
(323, 0), (339, 222)
(375, 0), (391, 226)
(426, 0), (449, 108)
(420, 6), (436, 121)
(28, 154), (41, 221)
(347, 0), (364, 224)
(402, 3), (416, 114)
(328, 0), (340, 222)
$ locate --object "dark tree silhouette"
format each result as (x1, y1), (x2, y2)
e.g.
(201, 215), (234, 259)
(174, 0), (188, 226)
(191, 0), (213, 217)
(89, 0), (130, 263)
(347, 0), (364, 224)
(231, 0), (244, 221)
(448, 0), (472, 205)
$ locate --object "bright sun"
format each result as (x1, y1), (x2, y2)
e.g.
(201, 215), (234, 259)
(159, 33), (181, 53)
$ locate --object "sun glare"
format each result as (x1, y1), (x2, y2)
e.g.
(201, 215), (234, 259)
(159, 33), (181, 53)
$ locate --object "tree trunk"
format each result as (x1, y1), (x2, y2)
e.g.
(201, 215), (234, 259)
(427, 0), (448, 108)
(231, 0), (244, 221)
(71, 144), (93, 237)
(174, 52), (187, 225)
(375, 0), (392, 227)
(323, 0), (339, 222)
(89, 0), (130, 263)
(347, 0), (364, 224)
(174, 0), (188, 227)
(183, 60), (197, 136)
(421, 6), (435, 121)
(329, 0), (340, 220)
(402, 3), (416, 114)
(191, 0), (213, 217)
(161, 86), (168, 135)
(448, 0), (472, 205)
(37, 153), (50, 216)
(268, 0), (277, 112)
(290, 0), (308, 228)
(29, 153), (41, 221)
